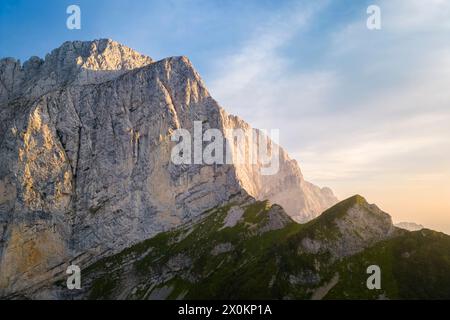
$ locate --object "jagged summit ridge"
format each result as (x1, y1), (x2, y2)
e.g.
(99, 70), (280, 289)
(0, 39), (153, 103)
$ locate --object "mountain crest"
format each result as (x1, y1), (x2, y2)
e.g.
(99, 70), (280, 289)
(0, 39), (153, 104)
(299, 195), (399, 258)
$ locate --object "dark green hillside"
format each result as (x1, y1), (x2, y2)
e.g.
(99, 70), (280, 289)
(63, 195), (450, 300)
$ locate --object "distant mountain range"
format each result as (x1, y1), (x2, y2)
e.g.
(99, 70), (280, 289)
(0, 40), (448, 299)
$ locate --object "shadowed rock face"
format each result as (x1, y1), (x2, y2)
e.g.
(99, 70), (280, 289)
(298, 195), (400, 259)
(0, 39), (337, 296)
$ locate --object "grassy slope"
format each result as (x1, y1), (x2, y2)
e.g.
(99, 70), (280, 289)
(76, 196), (450, 300)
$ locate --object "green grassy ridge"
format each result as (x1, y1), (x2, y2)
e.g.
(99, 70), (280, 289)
(287, 195), (368, 242)
(82, 196), (360, 299)
(76, 196), (450, 300)
(82, 200), (308, 299)
(80, 196), (360, 298)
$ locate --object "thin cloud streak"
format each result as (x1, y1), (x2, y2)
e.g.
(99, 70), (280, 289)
(207, 0), (450, 233)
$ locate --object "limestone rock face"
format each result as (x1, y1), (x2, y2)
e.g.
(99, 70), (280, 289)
(47, 197), (406, 300)
(0, 39), (336, 296)
(0, 39), (152, 104)
(221, 114), (338, 222)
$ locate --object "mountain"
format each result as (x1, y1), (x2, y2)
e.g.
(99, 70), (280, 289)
(395, 222), (425, 232)
(12, 195), (449, 300)
(0, 39), (337, 296)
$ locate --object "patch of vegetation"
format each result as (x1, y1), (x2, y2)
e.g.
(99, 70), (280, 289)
(88, 273), (121, 300)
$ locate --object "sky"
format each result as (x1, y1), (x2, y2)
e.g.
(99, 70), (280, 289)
(1, 0), (449, 234)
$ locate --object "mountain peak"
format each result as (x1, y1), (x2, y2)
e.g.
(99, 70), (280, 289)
(0, 39), (153, 103)
(43, 38), (152, 70)
(299, 195), (399, 258)
(344, 194), (366, 205)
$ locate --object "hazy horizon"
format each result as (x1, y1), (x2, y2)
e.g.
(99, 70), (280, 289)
(1, 0), (449, 234)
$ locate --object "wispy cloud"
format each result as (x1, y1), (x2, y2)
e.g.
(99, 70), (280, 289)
(207, 0), (450, 233)
(208, 0), (336, 129)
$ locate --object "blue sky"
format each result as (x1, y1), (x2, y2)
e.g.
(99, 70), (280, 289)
(1, 0), (450, 233)
(0, 0), (307, 66)
(0, 0), (373, 75)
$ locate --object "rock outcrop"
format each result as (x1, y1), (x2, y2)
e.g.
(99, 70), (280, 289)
(0, 39), (336, 296)
(0, 39), (152, 104)
(298, 195), (400, 259)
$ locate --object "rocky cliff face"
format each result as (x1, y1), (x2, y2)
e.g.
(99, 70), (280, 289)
(0, 39), (152, 104)
(0, 39), (336, 296)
